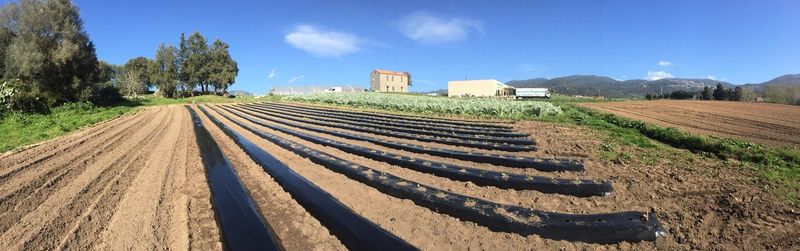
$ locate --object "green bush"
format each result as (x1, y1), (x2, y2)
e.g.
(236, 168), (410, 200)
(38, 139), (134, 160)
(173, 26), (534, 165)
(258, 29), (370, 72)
(0, 79), (49, 113)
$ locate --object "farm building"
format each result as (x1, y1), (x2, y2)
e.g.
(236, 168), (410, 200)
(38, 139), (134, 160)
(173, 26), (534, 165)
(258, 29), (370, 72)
(370, 69), (410, 92)
(447, 79), (516, 97)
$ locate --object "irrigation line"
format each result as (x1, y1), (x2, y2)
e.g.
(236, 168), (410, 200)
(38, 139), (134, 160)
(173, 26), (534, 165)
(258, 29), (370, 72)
(202, 105), (665, 244)
(194, 106), (416, 250)
(244, 104), (534, 145)
(216, 105), (607, 196)
(272, 102), (515, 129)
(248, 103), (526, 137)
(187, 106), (281, 251)
(236, 105), (535, 152)
(227, 105), (582, 171)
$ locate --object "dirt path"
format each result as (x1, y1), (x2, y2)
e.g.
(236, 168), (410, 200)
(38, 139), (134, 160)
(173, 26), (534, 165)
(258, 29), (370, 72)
(580, 100), (800, 147)
(0, 106), (221, 250)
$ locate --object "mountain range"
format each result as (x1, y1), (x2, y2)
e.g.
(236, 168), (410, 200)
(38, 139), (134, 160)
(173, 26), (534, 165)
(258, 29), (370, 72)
(505, 74), (800, 98)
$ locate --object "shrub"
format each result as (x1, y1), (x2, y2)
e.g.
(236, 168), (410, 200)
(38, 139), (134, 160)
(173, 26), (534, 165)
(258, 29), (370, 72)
(0, 79), (49, 113)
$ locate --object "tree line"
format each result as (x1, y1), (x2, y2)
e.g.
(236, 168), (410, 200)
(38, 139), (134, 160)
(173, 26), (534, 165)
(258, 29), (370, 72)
(118, 32), (238, 99)
(0, 0), (237, 113)
(645, 83), (754, 101)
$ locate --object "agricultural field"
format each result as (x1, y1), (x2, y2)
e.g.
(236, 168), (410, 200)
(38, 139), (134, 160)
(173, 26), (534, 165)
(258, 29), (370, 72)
(284, 92), (562, 119)
(2, 101), (798, 250)
(580, 100), (800, 148)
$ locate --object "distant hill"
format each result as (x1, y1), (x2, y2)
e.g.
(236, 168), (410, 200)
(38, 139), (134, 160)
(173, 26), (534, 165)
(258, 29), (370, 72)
(505, 75), (733, 98)
(760, 74), (800, 86)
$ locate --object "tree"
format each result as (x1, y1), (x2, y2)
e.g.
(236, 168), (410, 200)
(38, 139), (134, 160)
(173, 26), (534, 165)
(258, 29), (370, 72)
(182, 32), (209, 94)
(122, 57), (153, 88)
(152, 43), (179, 98)
(740, 86), (757, 101)
(118, 67), (146, 98)
(701, 86), (713, 100)
(1, 0), (101, 108)
(713, 83), (727, 100)
(668, 90), (695, 100)
(95, 60), (118, 85)
(730, 86), (743, 101)
(207, 39), (238, 95)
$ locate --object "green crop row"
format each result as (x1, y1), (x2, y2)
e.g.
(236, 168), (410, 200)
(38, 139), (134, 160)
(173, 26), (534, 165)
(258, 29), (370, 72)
(284, 93), (562, 119)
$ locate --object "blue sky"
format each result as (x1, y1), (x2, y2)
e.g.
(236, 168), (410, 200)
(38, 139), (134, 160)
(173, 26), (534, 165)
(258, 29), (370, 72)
(29, 0), (800, 93)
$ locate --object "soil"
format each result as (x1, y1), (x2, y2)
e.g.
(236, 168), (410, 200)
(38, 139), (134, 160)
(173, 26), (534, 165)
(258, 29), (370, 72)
(0, 106), (221, 250)
(580, 100), (800, 148)
(216, 103), (800, 250)
(2, 102), (798, 250)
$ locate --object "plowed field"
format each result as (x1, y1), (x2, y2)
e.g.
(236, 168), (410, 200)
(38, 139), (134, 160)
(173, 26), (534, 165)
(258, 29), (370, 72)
(1, 102), (798, 250)
(580, 100), (800, 148)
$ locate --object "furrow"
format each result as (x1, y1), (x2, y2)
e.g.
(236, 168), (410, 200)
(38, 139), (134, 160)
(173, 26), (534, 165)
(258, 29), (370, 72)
(214, 105), (609, 197)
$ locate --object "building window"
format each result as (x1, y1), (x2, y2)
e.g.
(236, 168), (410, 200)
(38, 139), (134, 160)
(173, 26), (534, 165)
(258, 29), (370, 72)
(496, 90), (500, 96)
(401, 86), (404, 92)
(386, 86), (389, 91)
(392, 86), (395, 91)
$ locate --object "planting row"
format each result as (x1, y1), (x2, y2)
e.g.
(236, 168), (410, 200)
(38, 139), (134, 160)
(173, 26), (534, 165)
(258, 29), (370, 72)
(250, 102), (525, 137)
(282, 92), (563, 119)
(215, 105), (610, 197)
(225, 106), (581, 171)
(192, 106), (415, 250)
(199, 105), (665, 244)
(188, 108), (280, 250)
(234, 105), (536, 152)
(275, 100), (516, 130)
(243, 104), (534, 145)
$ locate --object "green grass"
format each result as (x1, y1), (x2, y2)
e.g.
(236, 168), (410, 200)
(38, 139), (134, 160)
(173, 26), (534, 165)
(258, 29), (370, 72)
(558, 103), (800, 206)
(0, 102), (133, 152)
(0, 94), (279, 153)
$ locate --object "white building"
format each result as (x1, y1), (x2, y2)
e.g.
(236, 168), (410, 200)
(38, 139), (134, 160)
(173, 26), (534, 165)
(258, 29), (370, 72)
(447, 79), (515, 97)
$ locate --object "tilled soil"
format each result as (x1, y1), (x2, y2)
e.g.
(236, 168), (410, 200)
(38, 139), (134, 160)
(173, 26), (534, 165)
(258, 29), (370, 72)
(2, 102), (798, 250)
(213, 102), (799, 250)
(580, 100), (800, 148)
(0, 106), (221, 250)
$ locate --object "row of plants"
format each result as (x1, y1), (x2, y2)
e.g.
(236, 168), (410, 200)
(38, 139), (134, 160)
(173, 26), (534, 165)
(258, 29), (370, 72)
(283, 93), (562, 119)
(244, 104), (533, 145)
(199, 105), (663, 244)
(215, 105), (610, 197)
(235, 105), (535, 152)
(250, 102), (524, 137)
(225, 105), (580, 170)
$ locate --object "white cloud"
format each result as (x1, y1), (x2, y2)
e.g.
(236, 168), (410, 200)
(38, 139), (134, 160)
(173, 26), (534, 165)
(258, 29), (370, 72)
(658, 61), (672, 67)
(268, 69), (277, 79)
(285, 24), (360, 57)
(645, 71), (673, 80)
(706, 75), (716, 80)
(288, 75), (305, 83)
(396, 11), (483, 44)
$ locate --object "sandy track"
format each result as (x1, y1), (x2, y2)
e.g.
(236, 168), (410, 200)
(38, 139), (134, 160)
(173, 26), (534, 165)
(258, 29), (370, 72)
(0, 106), (221, 250)
(580, 100), (800, 147)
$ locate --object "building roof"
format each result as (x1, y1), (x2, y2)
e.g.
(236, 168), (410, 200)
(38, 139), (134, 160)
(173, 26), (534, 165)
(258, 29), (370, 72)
(448, 79), (514, 89)
(373, 69), (409, 76)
